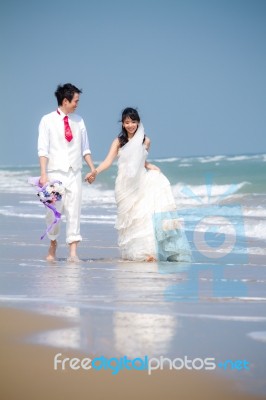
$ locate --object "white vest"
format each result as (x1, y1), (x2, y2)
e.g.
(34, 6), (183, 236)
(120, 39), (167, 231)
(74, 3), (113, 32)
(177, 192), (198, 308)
(46, 112), (83, 172)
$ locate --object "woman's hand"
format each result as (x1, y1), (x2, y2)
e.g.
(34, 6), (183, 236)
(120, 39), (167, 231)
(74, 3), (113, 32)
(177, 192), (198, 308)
(145, 162), (160, 172)
(85, 169), (97, 184)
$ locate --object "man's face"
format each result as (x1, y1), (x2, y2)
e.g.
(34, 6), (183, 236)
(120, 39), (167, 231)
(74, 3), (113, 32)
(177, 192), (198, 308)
(64, 93), (80, 114)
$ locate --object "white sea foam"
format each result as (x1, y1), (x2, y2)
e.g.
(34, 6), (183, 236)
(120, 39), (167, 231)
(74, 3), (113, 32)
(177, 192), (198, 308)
(225, 154), (264, 161)
(0, 207), (116, 224)
(196, 155), (226, 163)
(80, 214), (115, 225)
(80, 182), (244, 208)
(1, 295), (266, 319)
(193, 154), (266, 163)
(0, 162), (265, 242)
(81, 220), (115, 225)
(151, 154), (264, 164)
(247, 331), (266, 343)
(81, 214), (116, 220)
(19, 200), (40, 205)
(248, 247), (266, 255)
(174, 312), (266, 321)
(172, 181), (250, 204)
(0, 170), (38, 194)
(243, 207), (266, 218)
(151, 157), (180, 163)
(0, 209), (44, 219)
(179, 212), (266, 241)
(82, 184), (116, 206)
(243, 221), (266, 240)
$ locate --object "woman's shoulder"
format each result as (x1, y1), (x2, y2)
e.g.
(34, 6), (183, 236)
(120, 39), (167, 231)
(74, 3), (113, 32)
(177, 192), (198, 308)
(112, 137), (120, 147)
(110, 137), (120, 153)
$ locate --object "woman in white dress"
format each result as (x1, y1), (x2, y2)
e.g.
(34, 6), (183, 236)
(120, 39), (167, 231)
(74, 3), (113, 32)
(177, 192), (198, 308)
(86, 108), (191, 262)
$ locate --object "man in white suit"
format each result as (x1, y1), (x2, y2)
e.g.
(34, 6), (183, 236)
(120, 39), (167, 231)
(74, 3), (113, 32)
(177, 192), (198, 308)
(38, 83), (96, 262)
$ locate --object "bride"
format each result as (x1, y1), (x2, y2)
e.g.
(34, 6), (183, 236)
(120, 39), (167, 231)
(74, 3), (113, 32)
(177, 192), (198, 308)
(86, 108), (191, 262)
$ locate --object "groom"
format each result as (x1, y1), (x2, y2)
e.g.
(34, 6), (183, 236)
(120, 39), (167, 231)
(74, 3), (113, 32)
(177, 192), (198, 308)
(38, 83), (96, 262)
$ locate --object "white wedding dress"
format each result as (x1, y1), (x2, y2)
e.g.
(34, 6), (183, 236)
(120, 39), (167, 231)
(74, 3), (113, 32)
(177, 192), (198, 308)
(114, 123), (192, 262)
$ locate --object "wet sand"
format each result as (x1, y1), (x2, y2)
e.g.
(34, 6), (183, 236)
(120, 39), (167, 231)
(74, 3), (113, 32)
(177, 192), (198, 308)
(1, 307), (265, 400)
(0, 193), (266, 398)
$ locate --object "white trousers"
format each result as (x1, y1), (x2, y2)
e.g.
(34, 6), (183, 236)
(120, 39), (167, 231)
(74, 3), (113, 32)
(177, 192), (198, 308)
(46, 169), (82, 244)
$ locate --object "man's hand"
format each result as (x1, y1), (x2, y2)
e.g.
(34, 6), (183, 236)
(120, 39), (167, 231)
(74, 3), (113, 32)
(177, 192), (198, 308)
(85, 170), (97, 184)
(39, 174), (48, 187)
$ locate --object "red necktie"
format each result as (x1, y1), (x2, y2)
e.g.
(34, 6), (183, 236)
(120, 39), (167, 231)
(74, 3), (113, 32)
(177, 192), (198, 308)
(64, 115), (73, 142)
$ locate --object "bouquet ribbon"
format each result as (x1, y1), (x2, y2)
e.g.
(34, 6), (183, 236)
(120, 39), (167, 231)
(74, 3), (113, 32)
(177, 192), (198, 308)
(40, 202), (62, 240)
(28, 176), (62, 240)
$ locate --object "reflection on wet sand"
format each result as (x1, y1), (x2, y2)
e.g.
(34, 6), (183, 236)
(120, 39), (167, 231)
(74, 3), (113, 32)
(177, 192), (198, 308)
(113, 312), (178, 357)
(1, 256), (266, 396)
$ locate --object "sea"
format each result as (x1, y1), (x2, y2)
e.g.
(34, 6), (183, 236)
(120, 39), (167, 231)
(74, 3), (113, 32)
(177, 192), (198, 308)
(1, 153), (266, 396)
(0, 152), (266, 261)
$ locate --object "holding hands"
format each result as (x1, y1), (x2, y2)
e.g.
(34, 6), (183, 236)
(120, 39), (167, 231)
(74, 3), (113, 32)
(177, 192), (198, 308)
(85, 169), (98, 184)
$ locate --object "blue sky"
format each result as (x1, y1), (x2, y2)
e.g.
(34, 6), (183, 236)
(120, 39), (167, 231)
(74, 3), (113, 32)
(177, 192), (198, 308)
(1, 0), (265, 165)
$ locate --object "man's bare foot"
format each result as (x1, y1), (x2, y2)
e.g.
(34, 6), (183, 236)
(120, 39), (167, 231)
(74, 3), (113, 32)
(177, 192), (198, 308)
(67, 241), (80, 263)
(146, 255), (156, 262)
(67, 255), (81, 263)
(46, 240), (57, 261)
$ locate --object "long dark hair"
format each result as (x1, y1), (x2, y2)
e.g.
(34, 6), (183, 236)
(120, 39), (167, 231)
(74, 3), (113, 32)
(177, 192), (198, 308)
(118, 107), (145, 148)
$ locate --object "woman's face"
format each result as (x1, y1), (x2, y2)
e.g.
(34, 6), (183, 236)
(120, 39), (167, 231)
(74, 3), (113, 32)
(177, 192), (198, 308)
(122, 117), (138, 136)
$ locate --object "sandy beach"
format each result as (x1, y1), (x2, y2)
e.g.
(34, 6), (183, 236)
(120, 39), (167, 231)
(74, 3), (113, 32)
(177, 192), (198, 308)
(1, 307), (265, 400)
(1, 167), (266, 399)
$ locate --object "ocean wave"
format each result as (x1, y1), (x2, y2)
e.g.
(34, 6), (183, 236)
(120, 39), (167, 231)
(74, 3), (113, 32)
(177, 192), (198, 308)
(151, 157), (180, 163)
(0, 170), (37, 194)
(151, 154), (265, 164)
(82, 185), (116, 205)
(225, 154), (265, 162)
(243, 207), (266, 218)
(192, 153), (266, 163)
(81, 220), (115, 225)
(175, 205), (266, 241)
(5, 204), (266, 240)
(84, 181), (251, 207)
(247, 331), (266, 343)
(196, 155), (226, 163)
(0, 207), (116, 225)
(0, 209), (44, 219)
(243, 221), (266, 240)
(81, 214), (116, 220)
(172, 181), (250, 203)
(19, 200), (40, 205)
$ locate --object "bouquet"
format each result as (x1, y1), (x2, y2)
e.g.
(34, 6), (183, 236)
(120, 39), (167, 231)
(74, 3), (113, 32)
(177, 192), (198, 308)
(28, 177), (65, 240)
(37, 181), (64, 204)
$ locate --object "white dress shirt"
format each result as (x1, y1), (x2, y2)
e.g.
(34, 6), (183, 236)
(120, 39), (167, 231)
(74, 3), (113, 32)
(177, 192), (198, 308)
(38, 109), (91, 172)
